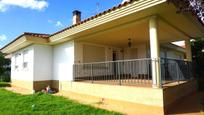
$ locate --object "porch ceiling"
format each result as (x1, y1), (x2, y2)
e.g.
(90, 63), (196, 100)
(74, 2), (204, 47)
(76, 18), (188, 47)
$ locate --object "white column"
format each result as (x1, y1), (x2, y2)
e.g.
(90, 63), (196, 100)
(185, 39), (192, 61)
(149, 16), (162, 88)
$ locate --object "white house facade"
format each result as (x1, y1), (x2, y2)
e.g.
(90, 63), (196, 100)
(1, 0), (204, 114)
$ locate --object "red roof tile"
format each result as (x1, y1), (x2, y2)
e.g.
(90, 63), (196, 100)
(50, 0), (135, 37)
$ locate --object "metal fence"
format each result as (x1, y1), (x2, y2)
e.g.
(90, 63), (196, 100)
(73, 58), (194, 86)
(161, 58), (193, 84)
(74, 58), (152, 85)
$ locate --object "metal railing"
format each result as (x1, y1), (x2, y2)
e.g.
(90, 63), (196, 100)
(74, 58), (152, 85)
(161, 58), (193, 84)
(73, 58), (193, 86)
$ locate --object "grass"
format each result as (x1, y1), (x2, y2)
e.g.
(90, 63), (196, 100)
(0, 83), (121, 115)
(0, 82), (11, 87)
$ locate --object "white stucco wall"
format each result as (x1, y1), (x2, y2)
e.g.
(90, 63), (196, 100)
(124, 44), (148, 59)
(53, 41), (75, 81)
(160, 48), (185, 60)
(75, 42), (123, 63)
(11, 46), (34, 81)
(74, 42), (83, 63)
(33, 45), (53, 81)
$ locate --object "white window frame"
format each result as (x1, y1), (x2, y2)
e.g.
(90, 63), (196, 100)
(23, 50), (29, 70)
(14, 53), (21, 71)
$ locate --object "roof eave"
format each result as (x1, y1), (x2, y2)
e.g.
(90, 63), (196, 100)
(1, 34), (49, 54)
(49, 0), (167, 43)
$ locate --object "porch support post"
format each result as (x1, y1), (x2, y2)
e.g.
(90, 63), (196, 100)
(149, 16), (162, 88)
(185, 39), (192, 61)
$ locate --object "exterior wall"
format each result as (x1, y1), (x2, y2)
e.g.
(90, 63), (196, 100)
(33, 80), (52, 91)
(124, 44), (148, 59)
(11, 45), (34, 90)
(75, 42), (148, 64)
(160, 48), (185, 60)
(83, 44), (106, 63)
(33, 45), (53, 81)
(74, 42), (123, 63)
(53, 41), (75, 82)
(163, 80), (198, 112)
(166, 51), (184, 59)
(10, 45), (53, 91)
(32, 45), (53, 91)
(56, 80), (197, 114)
(11, 80), (33, 92)
(58, 81), (164, 107)
(74, 42), (83, 63)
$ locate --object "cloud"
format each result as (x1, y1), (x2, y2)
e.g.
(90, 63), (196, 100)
(48, 20), (64, 27)
(0, 3), (7, 12)
(55, 21), (63, 27)
(0, 34), (7, 41)
(122, 0), (131, 4)
(0, 0), (48, 12)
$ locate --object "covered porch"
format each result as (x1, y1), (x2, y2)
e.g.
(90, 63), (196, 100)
(73, 15), (194, 88)
(67, 1), (204, 88)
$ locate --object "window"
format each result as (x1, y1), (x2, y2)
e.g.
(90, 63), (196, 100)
(23, 50), (29, 69)
(15, 53), (21, 70)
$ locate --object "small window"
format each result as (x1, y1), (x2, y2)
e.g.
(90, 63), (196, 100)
(23, 62), (28, 69)
(15, 53), (21, 70)
(23, 50), (29, 69)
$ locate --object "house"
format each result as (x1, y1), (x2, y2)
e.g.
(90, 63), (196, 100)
(1, 0), (204, 114)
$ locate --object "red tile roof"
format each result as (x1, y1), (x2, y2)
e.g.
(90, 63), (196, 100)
(50, 0), (135, 37)
(23, 32), (50, 38)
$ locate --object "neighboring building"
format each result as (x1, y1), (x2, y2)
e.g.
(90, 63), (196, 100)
(1, 0), (204, 114)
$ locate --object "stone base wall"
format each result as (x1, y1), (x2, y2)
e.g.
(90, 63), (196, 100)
(11, 79), (33, 91)
(163, 80), (198, 113)
(10, 79), (198, 115)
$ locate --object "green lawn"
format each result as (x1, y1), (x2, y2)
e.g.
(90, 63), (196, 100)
(0, 82), (10, 87)
(0, 83), (121, 115)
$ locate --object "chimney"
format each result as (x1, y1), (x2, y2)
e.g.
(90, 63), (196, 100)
(72, 10), (81, 25)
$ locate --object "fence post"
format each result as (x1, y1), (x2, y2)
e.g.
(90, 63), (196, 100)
(177, 62), (180, 84)
(187, 62), (190, 80)
(118, 62), (121, 85)
(91, 64), (93, 83)
(73, 65), (75, 81)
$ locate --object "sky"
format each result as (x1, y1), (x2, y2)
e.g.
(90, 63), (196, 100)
(0, 0), (125, 48)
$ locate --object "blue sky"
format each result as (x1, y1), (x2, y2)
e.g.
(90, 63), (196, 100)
(0, 0), (123, 48)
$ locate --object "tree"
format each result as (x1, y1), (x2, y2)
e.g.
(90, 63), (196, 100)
(0, 52), (11, 82)
(191, 38), (204, 89)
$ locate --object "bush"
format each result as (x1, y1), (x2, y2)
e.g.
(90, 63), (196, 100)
(0, 71), (10, 82)
(191, 38), (204, 90)
(0, 52), (11, 82)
